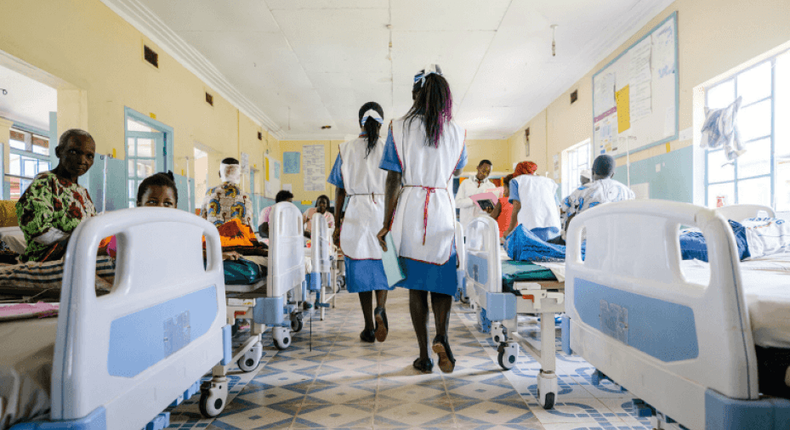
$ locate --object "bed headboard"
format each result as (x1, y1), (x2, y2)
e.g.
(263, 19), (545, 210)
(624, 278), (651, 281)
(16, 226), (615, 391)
(565, 200), (759, 407)
(310, 212), (331, 274)
(716, 204), (775, 222)
(52, 208), (226, 427)
(269, 202), (306, 297)
(465, 216), (501, 294)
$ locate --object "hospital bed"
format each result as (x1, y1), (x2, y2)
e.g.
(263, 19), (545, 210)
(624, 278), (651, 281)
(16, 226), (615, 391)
(213, 202), (306, 397)
(454, 222), (469, 304)
(564, 200), (790, 430)
(1, 208), (231, 430)
(306, 214), (338, 321)
(464, 216), (564, 409)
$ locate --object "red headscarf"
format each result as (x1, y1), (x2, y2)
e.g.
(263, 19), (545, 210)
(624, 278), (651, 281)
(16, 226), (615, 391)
(513, 161), (538, 178)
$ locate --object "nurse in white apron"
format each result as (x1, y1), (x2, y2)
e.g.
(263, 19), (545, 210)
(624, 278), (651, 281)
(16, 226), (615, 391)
(502, 161), (561, 240)
(328, 102), (393, 343)
(377, 65), (467, 374)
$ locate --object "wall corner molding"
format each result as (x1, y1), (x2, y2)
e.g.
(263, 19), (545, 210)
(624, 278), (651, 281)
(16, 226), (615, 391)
(100, 0), (284, 140)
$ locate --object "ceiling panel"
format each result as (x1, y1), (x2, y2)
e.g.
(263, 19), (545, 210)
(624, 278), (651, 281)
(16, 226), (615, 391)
(143, 0), (280, 32)
(0, 65), (57, 131)
(391, 0), (511, 31)
(131, 0), (674, 139)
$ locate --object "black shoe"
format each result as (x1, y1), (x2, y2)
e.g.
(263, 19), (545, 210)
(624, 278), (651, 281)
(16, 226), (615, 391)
(432, 335), (456, 374)
(360, 329), (375, 343)
(413, 357), (434, 373)
(374, 307), (388, 342)
(303, 301), (313, 310)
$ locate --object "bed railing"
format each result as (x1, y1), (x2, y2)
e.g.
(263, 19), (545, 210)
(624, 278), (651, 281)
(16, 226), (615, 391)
(716, 204), (775, 222)
(466, 216), (502, 295)
(53, 208), (226, 430)
(269, 202), (306, 297)
(565, 200), (759, 429)
(310, 213), (331, 277)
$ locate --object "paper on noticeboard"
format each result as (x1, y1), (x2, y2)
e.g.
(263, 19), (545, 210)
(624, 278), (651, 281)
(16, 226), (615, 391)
(616, 85), (631, 133)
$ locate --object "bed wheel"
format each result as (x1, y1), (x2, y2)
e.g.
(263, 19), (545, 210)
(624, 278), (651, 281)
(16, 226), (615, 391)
(273, 326), (291, 350)
(497, 341), (518, 370)
(291, 312), (304, 332)
(491, 322), (508, 344)
(536, 370), (558, 409)
(238, 341), (263, 372)
(336, 275), (346, 290)
(199, 379), (228, 418)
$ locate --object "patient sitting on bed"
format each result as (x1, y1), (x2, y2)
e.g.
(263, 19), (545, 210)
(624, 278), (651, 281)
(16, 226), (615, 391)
(0, 129), (116, 298)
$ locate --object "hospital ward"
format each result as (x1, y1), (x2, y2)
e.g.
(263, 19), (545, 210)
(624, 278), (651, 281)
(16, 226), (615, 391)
(2, 1), (790, 430)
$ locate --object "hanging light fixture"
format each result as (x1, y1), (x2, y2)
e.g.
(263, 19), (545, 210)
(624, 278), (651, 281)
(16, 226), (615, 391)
(551, 25), (558, 57)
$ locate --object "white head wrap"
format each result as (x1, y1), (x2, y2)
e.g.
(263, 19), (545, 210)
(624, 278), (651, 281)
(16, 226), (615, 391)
(220, 162), (242, 184)
(360, 109), (383, 127)
(580, 169), (592, 181)
(414, 64), (443, 88)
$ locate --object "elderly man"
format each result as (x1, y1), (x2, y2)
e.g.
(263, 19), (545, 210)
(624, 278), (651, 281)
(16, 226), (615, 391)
(200, 157), (253, 227)
(455, 159), (495, 229)
(557, 154), (635, 243)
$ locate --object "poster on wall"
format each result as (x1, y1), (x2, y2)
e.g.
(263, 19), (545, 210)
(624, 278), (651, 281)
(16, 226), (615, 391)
(303, 144), (326, 192)
(283, 152), (300, 174)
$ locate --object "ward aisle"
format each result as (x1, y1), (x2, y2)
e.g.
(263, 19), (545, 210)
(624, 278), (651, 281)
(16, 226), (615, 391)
(166, 289), (650, 430)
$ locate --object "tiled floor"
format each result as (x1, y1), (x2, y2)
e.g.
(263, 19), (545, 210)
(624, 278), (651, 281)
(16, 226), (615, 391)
(168, 289), (652, 430)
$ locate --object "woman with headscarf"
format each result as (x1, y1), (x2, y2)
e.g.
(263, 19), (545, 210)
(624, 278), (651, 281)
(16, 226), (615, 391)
(327, 102), (393, 343)
(376, 65), (466, 374)
(502, 161), (561, 241)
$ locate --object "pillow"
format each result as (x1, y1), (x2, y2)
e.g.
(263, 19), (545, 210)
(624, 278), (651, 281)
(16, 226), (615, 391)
(0, 200), (19, 227)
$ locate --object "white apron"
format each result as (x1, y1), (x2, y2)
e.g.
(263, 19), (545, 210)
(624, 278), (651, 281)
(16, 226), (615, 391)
(513, 174), (561, 231)
(389, 118), (466, 265)
(339, 137), (387, 260)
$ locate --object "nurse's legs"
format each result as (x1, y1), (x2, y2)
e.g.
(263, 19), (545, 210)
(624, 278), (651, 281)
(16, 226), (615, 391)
(410, 290), (433, 372)
(374, 290), (389, 342)
(358, 292), (375, 342)
(431, 292), (455, 373)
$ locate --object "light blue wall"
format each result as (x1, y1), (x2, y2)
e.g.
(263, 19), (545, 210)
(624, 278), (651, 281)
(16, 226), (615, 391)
(85, 155), (127, 211)
(173, 174), (195, 213)
(613, 145), (693, 203)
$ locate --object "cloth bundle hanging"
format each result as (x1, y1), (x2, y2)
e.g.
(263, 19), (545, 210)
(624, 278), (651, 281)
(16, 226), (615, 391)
(700, 96), (745, 162)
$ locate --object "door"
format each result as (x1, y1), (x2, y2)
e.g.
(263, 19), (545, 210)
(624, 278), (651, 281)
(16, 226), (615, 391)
(126, 131), (164, 207)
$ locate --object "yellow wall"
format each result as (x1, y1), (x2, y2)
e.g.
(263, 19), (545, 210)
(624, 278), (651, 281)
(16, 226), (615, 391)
(464, 139), (511, 174)
(507, 0), (790, 183)
(0, 0), (277, 196)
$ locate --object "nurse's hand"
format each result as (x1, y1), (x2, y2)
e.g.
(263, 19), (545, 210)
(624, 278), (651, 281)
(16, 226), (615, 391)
(332, 228), (341, 247)
(376, 227), (389, 252)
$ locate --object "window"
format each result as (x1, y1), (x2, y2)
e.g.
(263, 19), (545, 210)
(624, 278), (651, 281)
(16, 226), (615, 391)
(126, 117), (163, 207)
(705, 49), (790, 210)
(561, 139), (591, 197)
(7, 128), (51, 200)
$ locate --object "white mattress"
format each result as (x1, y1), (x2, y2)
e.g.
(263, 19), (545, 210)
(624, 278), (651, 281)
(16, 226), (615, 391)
(681, 253), (790, 349)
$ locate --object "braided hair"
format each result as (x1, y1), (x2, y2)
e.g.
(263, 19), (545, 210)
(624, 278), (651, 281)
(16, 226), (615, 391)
(404, 66), (453, 147)
(358, 102), (384, 157)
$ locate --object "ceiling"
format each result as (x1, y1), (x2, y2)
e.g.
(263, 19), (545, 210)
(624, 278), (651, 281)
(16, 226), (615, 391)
(0, 65), (57, 131)
(106, 0), (673, 140)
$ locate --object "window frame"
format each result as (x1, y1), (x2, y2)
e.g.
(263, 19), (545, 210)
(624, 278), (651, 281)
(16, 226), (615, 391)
(6, 127), (51, 200)
(703, 50), (787, 209)
(561, 139), (592, 198)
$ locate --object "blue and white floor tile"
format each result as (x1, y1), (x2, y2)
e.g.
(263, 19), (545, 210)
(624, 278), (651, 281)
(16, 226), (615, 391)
(166, 289), (650, 429)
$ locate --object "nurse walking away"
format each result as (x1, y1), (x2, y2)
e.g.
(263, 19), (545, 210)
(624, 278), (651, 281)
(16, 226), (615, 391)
(377, 65), (467, 374)
(328, 102), (393, 343)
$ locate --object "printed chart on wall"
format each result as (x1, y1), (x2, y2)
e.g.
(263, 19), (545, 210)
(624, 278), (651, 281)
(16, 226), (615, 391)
(303, 144), (326, 192)
(592, 12), (678, 158)
(264, 155), (281, 198)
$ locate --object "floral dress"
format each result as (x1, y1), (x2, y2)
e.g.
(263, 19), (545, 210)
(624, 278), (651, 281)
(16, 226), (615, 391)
(16, 172), (96, 262)
(200, 182), (253, 226)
